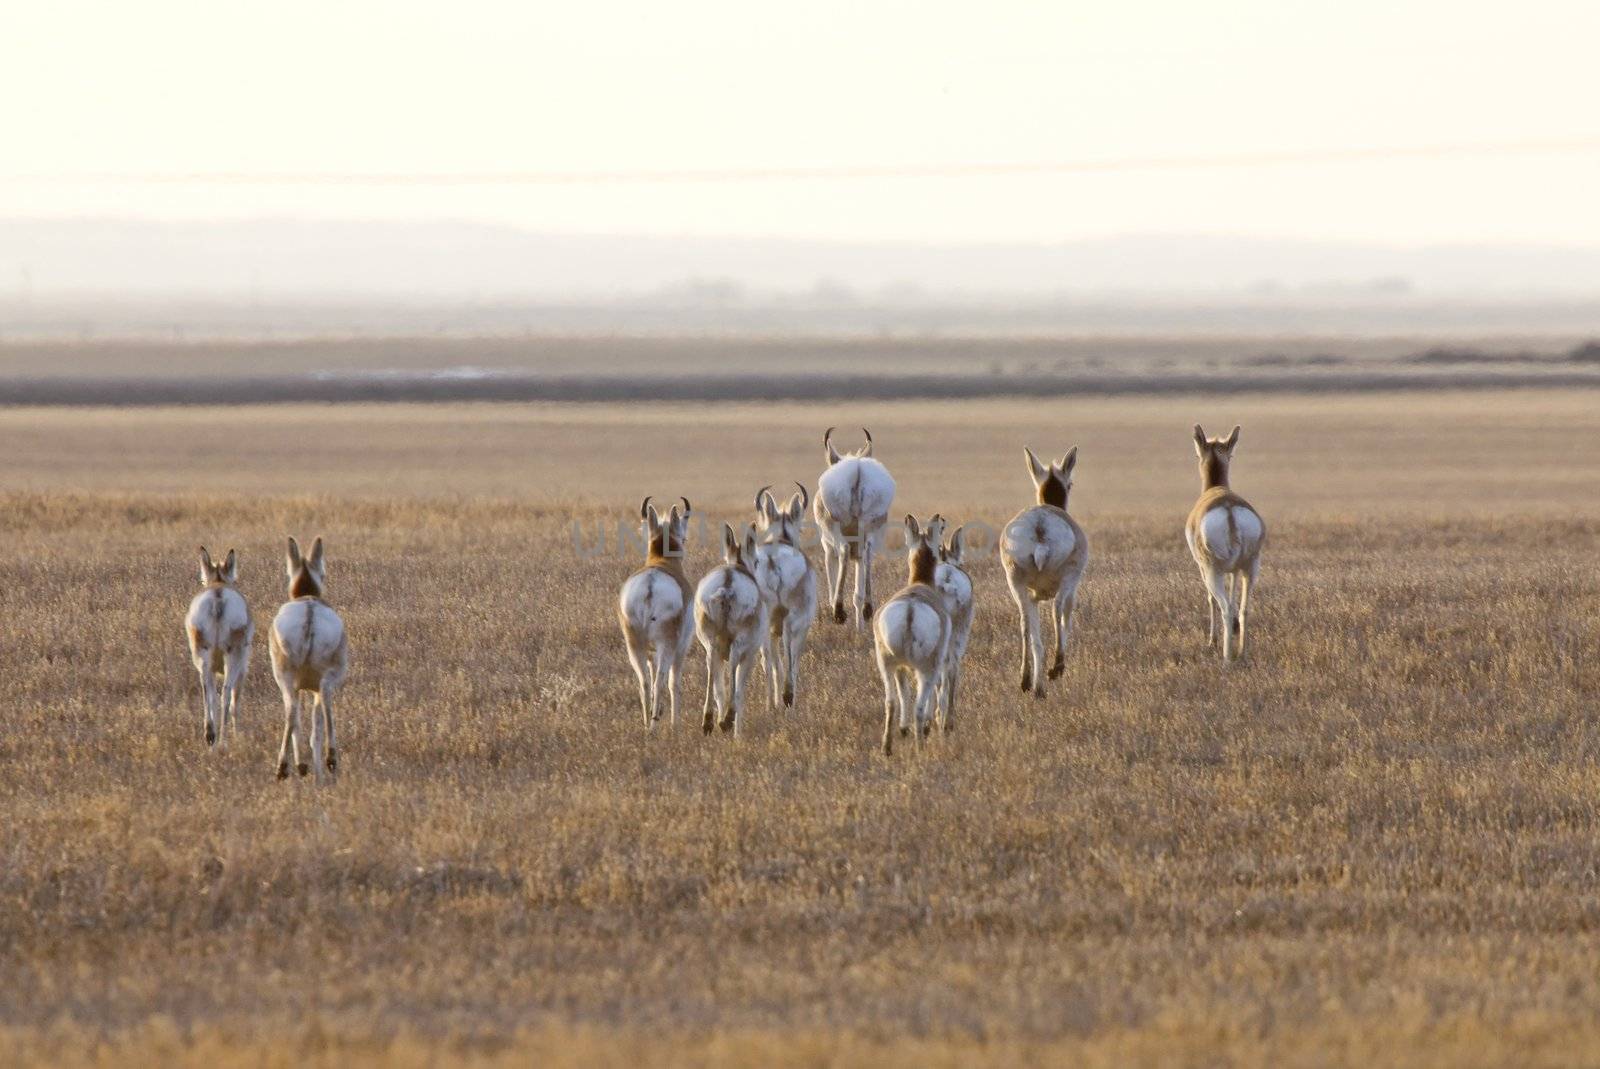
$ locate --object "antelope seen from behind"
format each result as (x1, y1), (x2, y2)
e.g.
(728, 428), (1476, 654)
(1186, 424), (1265, 662)
(815, 427), (895, 631)
(184, 546), (253, 749)
(270, 536), (349, 782)
(1001, 447), (1089, 697)
(695, 523), (770, 735)
(872, 515), (951, 755)
(932, 521), (974, 730)
(752, 483), (817, 710)
(618, 497), (695, 728)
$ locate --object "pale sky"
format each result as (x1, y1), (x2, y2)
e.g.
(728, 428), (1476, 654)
(3, 0), (1600, 244)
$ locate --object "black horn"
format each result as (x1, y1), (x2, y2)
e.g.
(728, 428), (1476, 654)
(640, 495), (654, 520)
(679, 496), (692, 515)
(861, 427), (873, 455)
(794, 481), (809, 509)
(754, 484), (773, 511)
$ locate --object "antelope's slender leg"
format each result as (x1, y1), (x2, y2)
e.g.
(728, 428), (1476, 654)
(649, 650), (671, 726)
(825, 540), (847, 624)
(878, 657), (896, 756)
(1005, 573), (1035, 693)
(625, 635), (651, 726)
(200, 665), (219, 747)
(1203, 568), (1234, 663)
(701, 646), (717, 733)
(275, 687), (297, 779)
(321, 687), (339, 775)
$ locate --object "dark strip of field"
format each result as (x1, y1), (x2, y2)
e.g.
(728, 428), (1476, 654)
(3, 369), (1600, 405)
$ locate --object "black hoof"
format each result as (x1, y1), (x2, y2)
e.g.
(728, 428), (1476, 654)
(326, 751), (338, 774)
(1019, 675), (1032, 693)
(833, 604), (847, 624)
(1032, 688), (1046, 700)
(702, 718), (714, 735)
(920, 723), (931, 738)
(862, 603), (874, 622)
(882, 741), (893, 757)
(783, 688), (794, 707)
(719, 719), (735, 733)
(276, 764), (290, 781)
(205, 726), (216, 746)
(1048, 662), (1064, 680)
(296, 763), (310, 777)
(899, 726), (910, 738)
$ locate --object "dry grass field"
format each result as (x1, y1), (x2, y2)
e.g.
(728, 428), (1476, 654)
(2, 389), (1600, 1065)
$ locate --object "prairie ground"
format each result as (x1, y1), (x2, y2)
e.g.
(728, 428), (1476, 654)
(1, 389), (1599, 1066)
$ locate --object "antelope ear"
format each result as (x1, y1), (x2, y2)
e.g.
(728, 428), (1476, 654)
(722, 523), (739, 558)
(286, 537), (303, 569)
(198, 545), (214, 583)
(223, 549), (238, 581)
(786, 493), (804, 524)
(762, 493), (781, 524)
(1058, 446), (1079, 476)
(308, 536), (325, 571)
(645, 503), (661, 533)
(948, 525), (967, 564)
(1193, 424), (1208, 456)
(742, 528), (758, 564)
(1024, 447), (1048, 485)
(1223, 425), (1241, 450)
(904, 514), (921, 542)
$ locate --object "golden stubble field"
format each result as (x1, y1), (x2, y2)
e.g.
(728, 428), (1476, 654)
(2, 389), (1600, 1066)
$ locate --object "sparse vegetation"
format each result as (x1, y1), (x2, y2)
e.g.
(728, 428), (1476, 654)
(1, 389), (1599, 1065)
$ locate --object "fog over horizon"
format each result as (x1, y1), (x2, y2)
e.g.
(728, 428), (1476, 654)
(13, 218), (1600, 302)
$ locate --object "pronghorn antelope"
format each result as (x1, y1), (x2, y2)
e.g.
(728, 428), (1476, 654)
(752, 482), (817, 709)
(617, 496), (695, 728)
(815, 427), (895, 630)
(694, 523), (770, 735)
(873, 514), (952, 754)
(269, 536), (349, 782)
(184, 547), (253, 749)
(932, 520), (974, 731)
(1186, 424), (1266, 662)
(1001, 447), (1089, 696)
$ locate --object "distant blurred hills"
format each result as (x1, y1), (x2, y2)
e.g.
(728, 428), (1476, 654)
(10, 219), (1600, 298)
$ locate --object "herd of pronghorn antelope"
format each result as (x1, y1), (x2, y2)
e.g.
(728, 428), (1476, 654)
(182, 423), (1263, 772)
(184, 535), (349, 781)
(616, 423), (1264, 756)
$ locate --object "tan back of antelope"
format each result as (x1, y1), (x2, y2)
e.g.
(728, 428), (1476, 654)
(1000, 447), (1089, 696)
(1186, 424), (1266, 662)
(872, 515), (951, 755)
(617, 496), (695, 728)
(184, 547), (253, 749)
(269, 536), (349, 782)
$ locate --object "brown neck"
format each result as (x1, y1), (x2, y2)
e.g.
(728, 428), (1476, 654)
(1202, 453), (1230, 491)
(908, 544), (937, 585)
(1037, 473), (1067, 509)
(289, 570), (322, 599)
